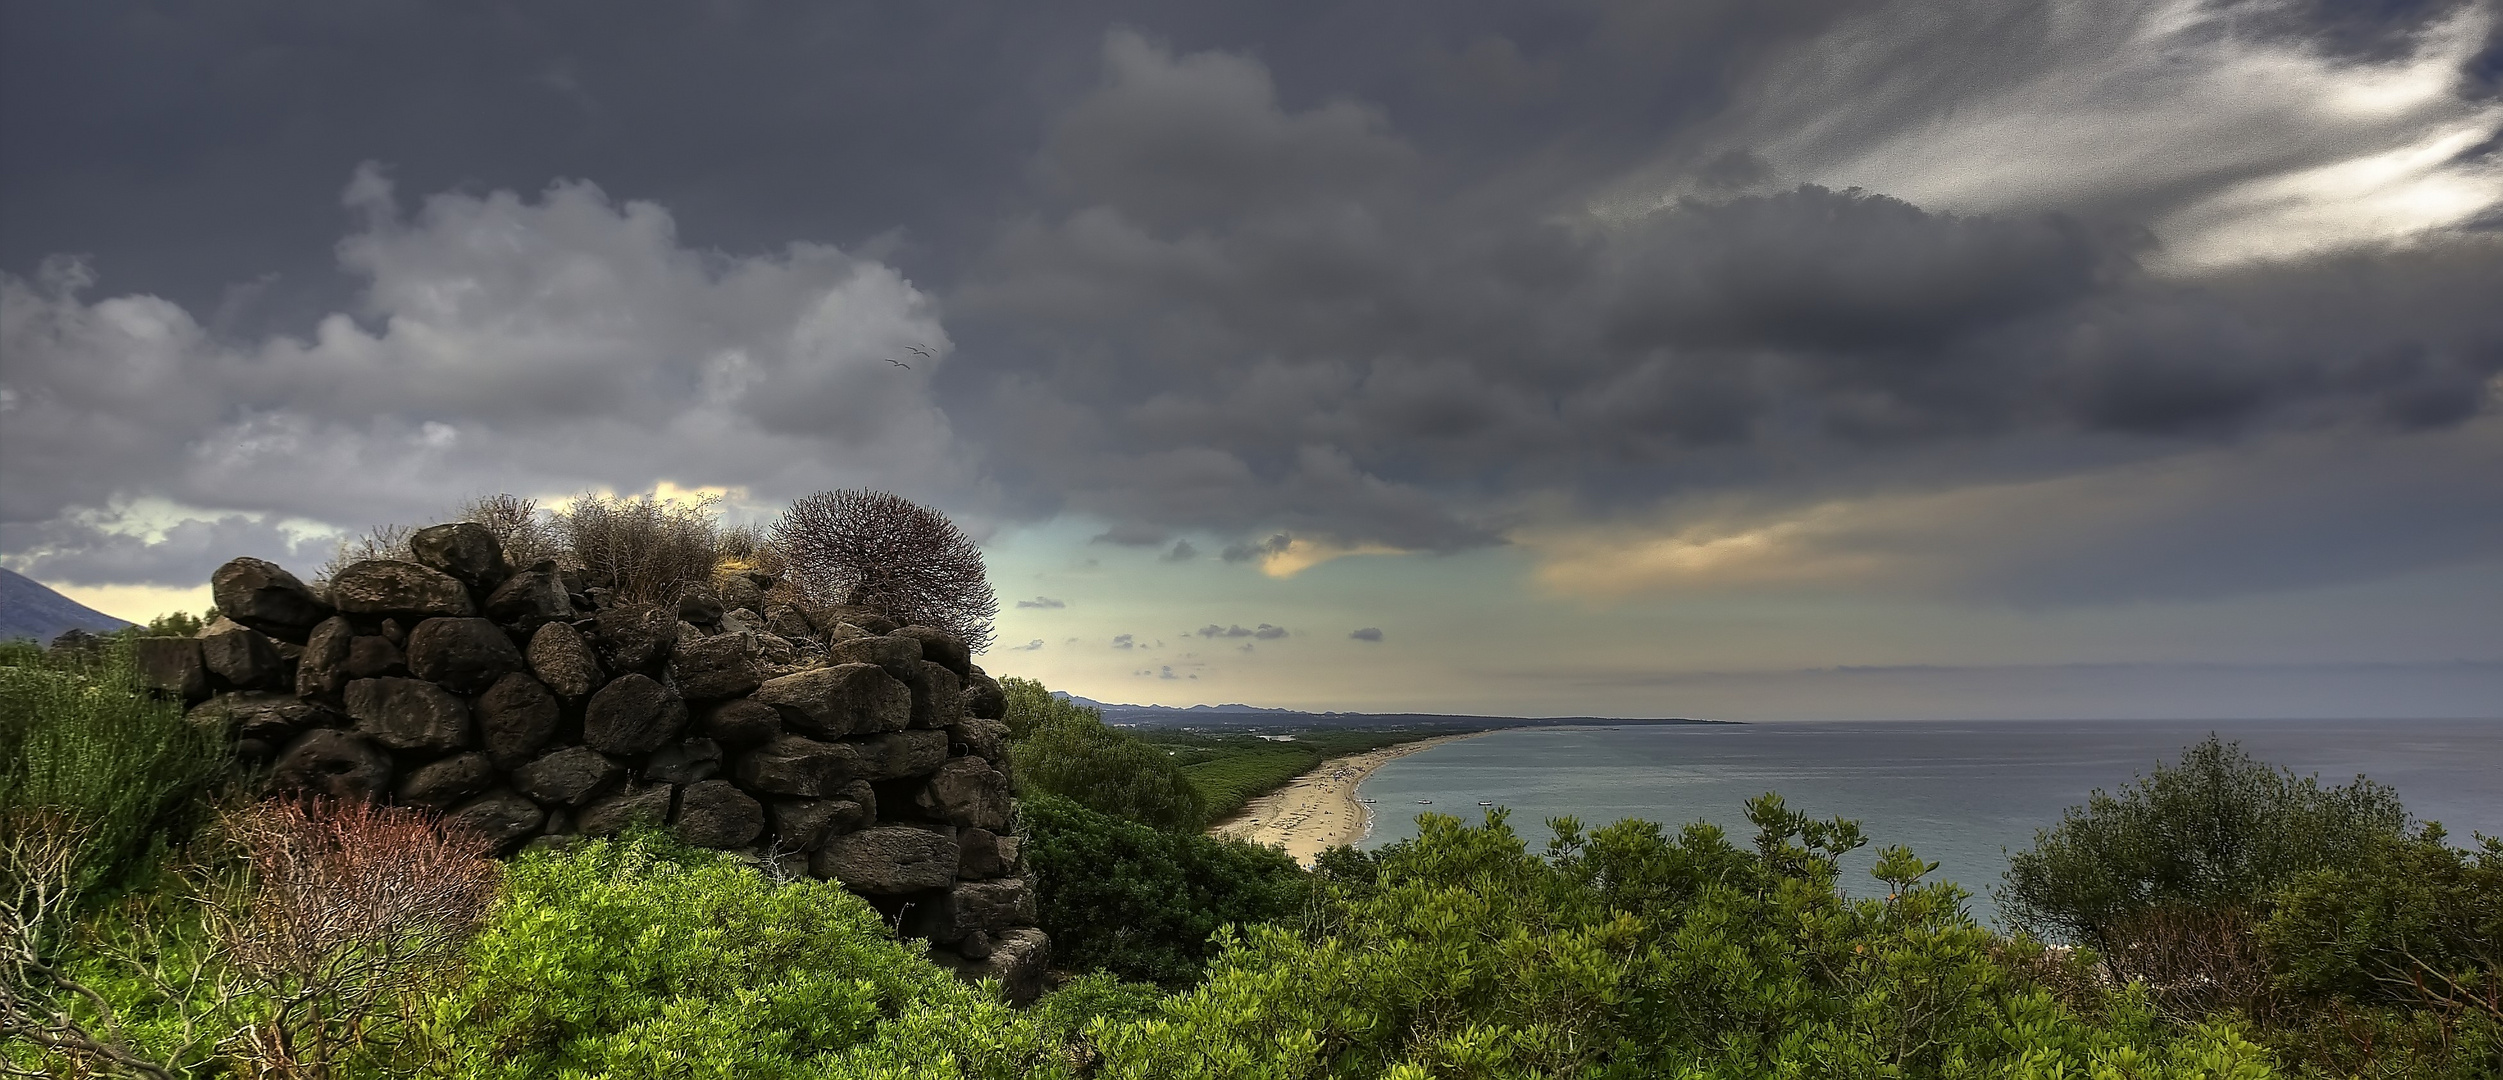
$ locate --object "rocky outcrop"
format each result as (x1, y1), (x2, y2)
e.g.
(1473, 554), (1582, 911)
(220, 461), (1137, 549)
(171, 552), (1038, 999)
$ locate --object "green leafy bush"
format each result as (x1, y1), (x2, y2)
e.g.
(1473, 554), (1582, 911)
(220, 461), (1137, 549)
(414, 831), (1067, 1079)
(1083, 808), (2280, 1079)
(0, 642), (229, 906)
(2000, 735), (2409, 955)
(1020, 794), (1309, 985)
(1004, 679), (1209, 832)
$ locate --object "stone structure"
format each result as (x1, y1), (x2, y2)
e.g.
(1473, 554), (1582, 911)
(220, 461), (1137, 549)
(155, 523), (1043, 1001)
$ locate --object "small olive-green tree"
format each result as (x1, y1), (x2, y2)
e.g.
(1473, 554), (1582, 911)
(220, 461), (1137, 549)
(2000, 735), (2410, 1005)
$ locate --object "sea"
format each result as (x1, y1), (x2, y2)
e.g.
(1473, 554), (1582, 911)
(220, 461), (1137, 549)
(1354, 718), (2503, 923)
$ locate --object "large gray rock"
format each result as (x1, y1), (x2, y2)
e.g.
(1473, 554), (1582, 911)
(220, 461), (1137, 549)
(475, 672), (562, 768)
(702, 697), (783, 748)
(909, 661), (964, 729)
(956, 827), (1012, 880)
(672, 779), (763, 849)
(272, 729), (393, 802)
(645, 738), (724, 784)
(199, 618), (286, 690)
(768, 792), (873, 852)
(486, 561), (575, 626)
(344, 677), (472, 753)
(133, 637), (207, 700)
(814, 825), (958, 894)
(187, 691), (334, 744)
(329, 560), (475, 618)
(675, 583), (724, 626)
(295, 616), (354, 700)
(397, 752), (496, 810)
(828, 634), (923, 682)
(904, 877), (1037, 944)
(211, 557), (331, 643)
(408, 521), (508, 590)
(852, 729), (950, 780)
(935, 929), (1049, 1005)
(445, 790), (545, 853)
(914, 756), (1012, 831)
(818, 605), (900, 635)
(406, 617), (525, 694)
(578, 780), (674, 835)
(717, 575), (764, 613)
(511, 746), (625, 807)
(733, 735), (860, 797)
(582, 673), (686, 756)
(962, 672), (1006, 721)
(894, 626), (972, 679)
(341, 635), (406, 680)
(750, 663), (909, 738)
(526, 621), (603, 700)
(594, 606), (677, 673)
(669, 632), (764, 701)
(946, 718), (1010, 768)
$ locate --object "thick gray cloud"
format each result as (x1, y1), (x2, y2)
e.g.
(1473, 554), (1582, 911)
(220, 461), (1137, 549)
(4, 0), (2500, 607)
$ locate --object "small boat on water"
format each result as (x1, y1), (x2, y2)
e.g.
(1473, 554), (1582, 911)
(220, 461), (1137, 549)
(1417, 799), (1433, 804)
(1476, 801), (1494, 806)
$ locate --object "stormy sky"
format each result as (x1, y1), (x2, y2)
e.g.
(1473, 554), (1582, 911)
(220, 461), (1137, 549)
(5, 0), (2500, 719)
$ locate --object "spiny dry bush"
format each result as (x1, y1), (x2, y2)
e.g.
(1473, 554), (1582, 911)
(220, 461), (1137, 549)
(552, 493), (724, 606)
(318, 523), (415, 581)
(215, 798), (499, 1079)
(453, 493), (559, 569)
(772, 489), (997, 650)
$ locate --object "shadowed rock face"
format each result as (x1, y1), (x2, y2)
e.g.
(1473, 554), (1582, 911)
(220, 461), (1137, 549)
(409, 522), (508, 590)
(211, 557), (331, 643)
(583, 673), (687, 756)
(203, 554), (1040, 989)
(330, 560), (475, 618)
(406, 617), (525, 694)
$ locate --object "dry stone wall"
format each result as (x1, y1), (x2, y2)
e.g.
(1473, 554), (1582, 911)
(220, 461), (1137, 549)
(145, 522), (1046, 1001)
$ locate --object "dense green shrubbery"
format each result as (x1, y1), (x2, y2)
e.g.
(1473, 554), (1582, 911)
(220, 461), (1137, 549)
(0, 642), (229, 905)
(413, 832), (1043, 1078)
(2001, 736), (2410, 956)
(1020, 794), (1310, 985)
(1003, 677), (1210, 831)
(1083, 805), (2277, 1079)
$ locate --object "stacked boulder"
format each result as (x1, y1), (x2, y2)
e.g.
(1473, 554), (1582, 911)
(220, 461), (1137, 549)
(151, 523), (1047, 1001)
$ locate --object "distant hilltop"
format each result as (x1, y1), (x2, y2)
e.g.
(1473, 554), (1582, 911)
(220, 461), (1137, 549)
(1051, 692), (1729, 731)
(1, 568), (134, 643)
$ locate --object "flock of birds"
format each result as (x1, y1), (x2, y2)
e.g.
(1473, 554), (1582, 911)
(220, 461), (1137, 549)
(879, 343), (935, 369)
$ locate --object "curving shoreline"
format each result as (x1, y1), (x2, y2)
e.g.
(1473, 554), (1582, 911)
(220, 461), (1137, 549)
(1206, 730), (1496, 865)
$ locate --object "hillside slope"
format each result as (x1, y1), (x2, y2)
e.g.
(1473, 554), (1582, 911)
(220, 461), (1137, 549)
(0, 567), (133, 643)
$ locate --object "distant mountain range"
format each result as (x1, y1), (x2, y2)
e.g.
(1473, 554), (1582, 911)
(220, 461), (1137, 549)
(1, 568), (134, 644)
(1054, 692), (1728, 731)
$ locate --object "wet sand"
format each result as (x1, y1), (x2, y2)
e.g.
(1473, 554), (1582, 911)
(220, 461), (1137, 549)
(1207, 731), (1494, 865)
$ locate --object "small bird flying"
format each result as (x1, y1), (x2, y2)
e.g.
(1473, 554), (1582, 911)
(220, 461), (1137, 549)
(880, 357), (912, 368)
(905, 343), (934, 357)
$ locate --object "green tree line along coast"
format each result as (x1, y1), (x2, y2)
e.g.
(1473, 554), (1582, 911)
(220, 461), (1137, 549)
(6, 643), (2497, 1078)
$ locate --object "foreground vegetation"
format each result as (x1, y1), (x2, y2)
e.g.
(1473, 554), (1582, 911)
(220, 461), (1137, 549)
(7, 643), (2495, 1077)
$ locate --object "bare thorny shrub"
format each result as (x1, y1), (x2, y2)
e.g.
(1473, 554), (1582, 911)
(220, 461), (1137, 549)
(2102, 905), (2277, 1024)
(2, 810), (197, 1080)
(216, 799), (499, 1079)
(1, 802), (499, 1080)
(555, 492), (726, 606)
(773, 489), (998, 650)
(456, 493), (560, 569)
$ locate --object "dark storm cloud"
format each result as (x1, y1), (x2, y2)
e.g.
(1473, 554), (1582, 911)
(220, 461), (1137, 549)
(4, 0), (2500, 603)
(957, 27), (2502, 562)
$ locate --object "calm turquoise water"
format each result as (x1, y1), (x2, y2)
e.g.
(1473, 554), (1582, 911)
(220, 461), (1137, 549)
(1356, 719), (2503, 920)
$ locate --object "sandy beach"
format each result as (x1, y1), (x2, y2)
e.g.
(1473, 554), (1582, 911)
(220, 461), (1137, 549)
(1207, 731), (1494, 865)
